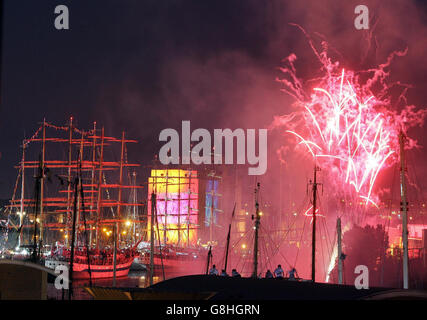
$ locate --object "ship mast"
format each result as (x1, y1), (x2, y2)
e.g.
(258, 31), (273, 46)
(66, 117), (73, 246)
(116, 131), (125, 245)
(164, 171), (169, 245)
(95, 127), (105, 250)
(252, 182), (260, 278)
(132, 172), (138, 246)
(113, 223), (118, 287)
(209, 194), (214, 244)
(150, 191), (156, 286)
(399, 131), (409, 289)
(337, 217), (343, 284)
(114, 132), (126, 287)
(224, 203), (236, 274)
(19, 140), (26, 247)
(89, 121), (96, 246)
(311, 165), (320, 282)
(187, 171), (192, 247)
(31, 157), (43, 262)
(69, 175), (79, 300)
(39, 119), (46, 245)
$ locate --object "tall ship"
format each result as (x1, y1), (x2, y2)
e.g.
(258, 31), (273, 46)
(3, 118), (144, 279)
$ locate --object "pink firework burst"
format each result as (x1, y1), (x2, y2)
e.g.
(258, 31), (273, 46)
(272, 27), (427, 206)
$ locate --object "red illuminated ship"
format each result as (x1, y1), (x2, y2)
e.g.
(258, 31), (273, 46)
(4, 118), (145, 279)
(46, 246), (137, 279)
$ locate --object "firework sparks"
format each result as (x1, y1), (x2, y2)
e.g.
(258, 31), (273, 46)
(303, 205), (325, 223)
(287, 69), (396, 205)
(273, 27), (427, 205)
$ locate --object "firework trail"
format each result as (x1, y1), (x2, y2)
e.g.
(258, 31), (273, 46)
(272, 25), (427, 206)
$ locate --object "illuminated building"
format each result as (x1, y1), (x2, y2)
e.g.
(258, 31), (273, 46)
(204, 170), (222, 244)
(147, 169), (199, 246)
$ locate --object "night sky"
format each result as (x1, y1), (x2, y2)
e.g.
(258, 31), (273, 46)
(1, 0), (427, 200)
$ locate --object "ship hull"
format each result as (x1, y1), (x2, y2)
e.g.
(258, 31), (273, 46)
(45, 258), (134, 279)
(72, 259), (134, 279)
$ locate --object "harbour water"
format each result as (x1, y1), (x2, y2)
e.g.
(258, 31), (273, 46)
(47, 269), (185, 300)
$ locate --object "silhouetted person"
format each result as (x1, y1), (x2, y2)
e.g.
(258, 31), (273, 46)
(274, 264), (284, 278)
(209, 264), (219, 275)
(231, 269), (241, 278)
(288, 267), (298, 281)
(265, 269), (273, 278)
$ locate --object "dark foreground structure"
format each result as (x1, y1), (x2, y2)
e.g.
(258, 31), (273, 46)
(87, 275), (427, 300)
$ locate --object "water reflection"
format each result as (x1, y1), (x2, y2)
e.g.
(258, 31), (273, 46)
(48, 269), (185, 300)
